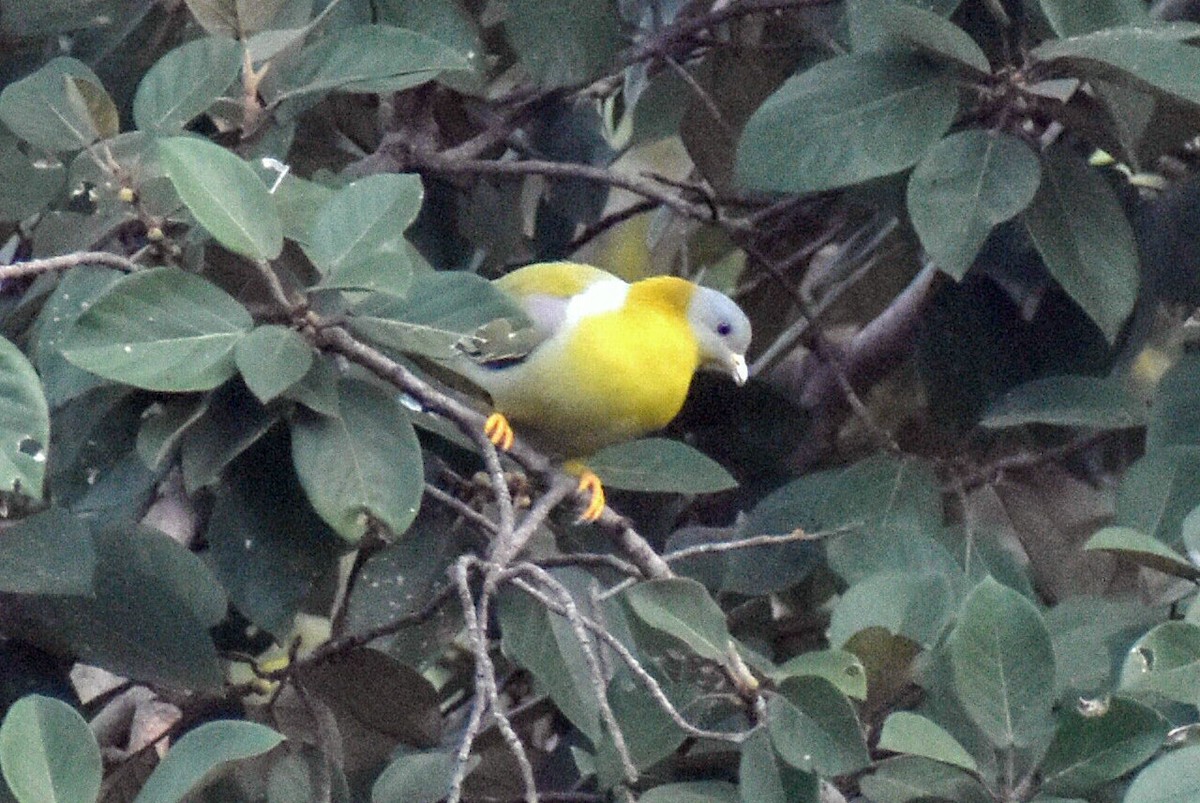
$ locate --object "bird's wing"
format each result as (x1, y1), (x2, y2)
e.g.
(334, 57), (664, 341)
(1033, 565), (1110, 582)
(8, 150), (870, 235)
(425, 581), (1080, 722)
(458, 262), (625, 367)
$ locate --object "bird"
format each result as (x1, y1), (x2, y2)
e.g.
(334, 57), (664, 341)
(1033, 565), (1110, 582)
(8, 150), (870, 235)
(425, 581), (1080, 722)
(455, 261), (752, 521)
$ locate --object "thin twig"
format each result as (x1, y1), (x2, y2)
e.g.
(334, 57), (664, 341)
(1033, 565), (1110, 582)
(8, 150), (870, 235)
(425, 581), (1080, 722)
(0, 251), (140, 279)
(424, 482), (499, 535)
(448, 559), (497, 803)
(663, 524), (857, 562)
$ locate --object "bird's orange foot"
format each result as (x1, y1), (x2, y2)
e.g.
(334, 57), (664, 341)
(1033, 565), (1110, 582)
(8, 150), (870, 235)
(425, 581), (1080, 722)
(484, 412), (515, 451)
(574, 469), (606, 523)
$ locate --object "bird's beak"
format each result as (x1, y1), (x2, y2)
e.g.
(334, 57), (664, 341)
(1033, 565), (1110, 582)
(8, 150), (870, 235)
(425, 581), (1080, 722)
(730, 354), (748, 386)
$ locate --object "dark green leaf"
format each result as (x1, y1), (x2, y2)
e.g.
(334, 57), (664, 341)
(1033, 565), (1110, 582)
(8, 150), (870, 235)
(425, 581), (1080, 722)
(290, 379), (423, 542)
(1124, 744), (1200, 803)
(737, 51), (957, 193)
(179, 382), (276, 492)
(5, 524), (226, 691)
(623, 578), (732, 662)
(860, 755), (993, 803)
(908, 130), (1041, 279)
(948, 577), (1055, 747)
(205, 431), (341, 640)
(159, 136), (284, 260)
(878, 711), (978, 771)
(1083, 526), (1200, 581)
(307, 173), (424, 296)
(587, 438), (737, 493)
(133, 720), (284, 803)
(234, 325), (313, 403)
(0, 336), (49, 499)
(31, 266), (124, 408)
(0, 57), (110, 151)
(133, 36), (242, 134)
(854, 0), (989, 72)
(638, 782), (738, 803)
(0, 695), (101, 803)
(61, 268), (252, 392)
(1032, 24), (1200, 108)
(300, 648), (440, 746)
(505, 0), (621, 88)
(1120, 621), (1200, 703)
(1022, 145), (1138, 342)
(1039, 0), (1148, 36)
(767, 676), (871, 776)
(981, 374), (1147, 429)
(0, 508), (93, 596)
(1041, 696), (1168, 796)
(372, 750), (462, 803)
(1047, 596), (1164, 697)
(276, 25), (471, 101)
(182, 0), (239, 37)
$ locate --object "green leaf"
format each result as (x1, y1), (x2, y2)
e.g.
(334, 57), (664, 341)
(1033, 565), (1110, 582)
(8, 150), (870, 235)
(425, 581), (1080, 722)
(855, 0), (990, 72)
(31, 266), (124, 408)
(767, 676), (871, 776)
(0, 695), (101, 803)
(1022, 144), (1139, 342)
(1083, 526), (1200, 581)
(1032, 24), (1200, 108)
(306, 173), (424, 296)
(908, 130), (1041, 279)
(1047, 596), (1164, 698)
(0, 336), (49, 499)
(234, 325), (313, 403)
(1040, 696), (1168, 796)
(587, 438), (737, 494)
(829, 570), (960, 649)
(159, 136), (283, 260)
(505, 0), (622, 88)
(1039, 0), (1148, 36)
(1121, 621), (1200, 703)
(179, 382), (276, 493)
(497, 578), (602, 741)
(0, 57), (111, 151)
(5, 524), (225, 691)
(948, 577), (1055, 747)
(639, 782), (738, 803)
(182, 0), (239, 38)
(860, 755), (993, 803)
(1115, 449), (1200, 548)
(349, 271), (524, 362)
(299, 648), (441, 746)
(205, 432), (341, 640)
(0, 127), (65, 221)
(1124, 744), (1200, 803)
(133, 720), (284, 803)
(61, 267), (253, 392)
(878, 711), (978, 772)
(738, 728), (819, 803)
(134, 36), (242, 134)
(737, 51), (957, 193)
(277, 25), (471, 101)
(623, 578), (732, 663)
(981, 374), (1147, 429)
(1148, 353), (1200, 450)
(0, 508), (93, 596)
(768, 649), (868, 700)
(372, 750), (463, 803)
(290, 379), (424, 542)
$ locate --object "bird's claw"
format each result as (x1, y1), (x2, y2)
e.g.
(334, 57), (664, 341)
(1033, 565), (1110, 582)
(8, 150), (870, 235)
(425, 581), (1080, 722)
(575, 470), (606, 523)
(484, 412), (515, 451)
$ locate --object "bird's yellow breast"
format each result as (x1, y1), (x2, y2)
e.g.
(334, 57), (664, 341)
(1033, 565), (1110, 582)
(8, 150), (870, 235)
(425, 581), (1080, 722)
(487, 302), (700, 458)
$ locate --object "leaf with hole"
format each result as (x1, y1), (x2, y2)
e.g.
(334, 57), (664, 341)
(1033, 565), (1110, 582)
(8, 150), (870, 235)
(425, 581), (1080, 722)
(0, 335), (49, 499)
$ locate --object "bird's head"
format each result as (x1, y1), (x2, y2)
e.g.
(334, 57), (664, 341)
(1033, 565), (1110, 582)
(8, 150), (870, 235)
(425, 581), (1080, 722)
(688, 285), (752, 386)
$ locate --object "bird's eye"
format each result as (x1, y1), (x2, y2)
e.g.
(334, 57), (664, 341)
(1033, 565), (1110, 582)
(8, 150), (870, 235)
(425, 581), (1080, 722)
(717, 321), (732, 337)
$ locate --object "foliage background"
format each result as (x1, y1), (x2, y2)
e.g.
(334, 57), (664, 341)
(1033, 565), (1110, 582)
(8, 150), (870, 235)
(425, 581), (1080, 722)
(3, 0), (1200, 801)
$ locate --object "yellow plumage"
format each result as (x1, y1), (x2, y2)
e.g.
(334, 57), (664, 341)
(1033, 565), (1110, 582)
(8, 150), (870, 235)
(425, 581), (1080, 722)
(458, 261), (752, 519)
